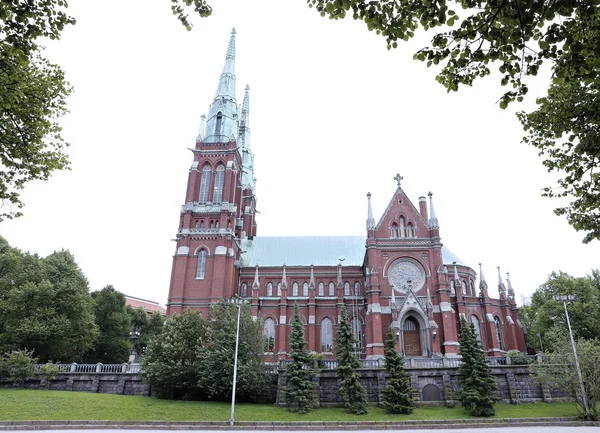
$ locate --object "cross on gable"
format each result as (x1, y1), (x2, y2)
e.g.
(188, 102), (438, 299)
(393, 173), (404, 187)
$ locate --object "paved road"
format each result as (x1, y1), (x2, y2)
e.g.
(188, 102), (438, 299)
(7, 428), (599, 433)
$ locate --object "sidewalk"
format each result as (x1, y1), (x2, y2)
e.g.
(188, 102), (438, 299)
(0, 417), (599, 430)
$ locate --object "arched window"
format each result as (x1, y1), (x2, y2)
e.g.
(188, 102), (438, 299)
(199, 165), (211, 204)
(215, 112), (223, 135)
(391, 222), (399, 238)
(213, 165), (225, 204)
(302, 282), (309, 296)
(263, 318), (275, 353)
(471, 315), (482, 344)
(328, 282), (335, 296)
(194, 220), (199, 228)
(470, 279), (475, 296)
(450, 280), (456, 296)
(406, 223), (414, 237)
(494, 317), (504, 351)
(277, 283), (282, 296)
(344, 282), (350, 296)
(399, 216), (406, 238)
(266, 282), (273, 297)
(200, 220), (205, 228)
(321, 318), (333, 352)
(351, 317), (362, 347)
(292, 282), (299, 296)
(354, 282), (361, 296)
(241, 283), (247, 297)
(196, 249), (207, 279)
(318, 282), (325, 296)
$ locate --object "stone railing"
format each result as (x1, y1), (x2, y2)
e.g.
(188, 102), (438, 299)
(33, 363), (142, 374)
(279, 354), (552, 371)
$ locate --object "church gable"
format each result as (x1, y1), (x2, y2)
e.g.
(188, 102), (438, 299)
(375, 177), (428, 239)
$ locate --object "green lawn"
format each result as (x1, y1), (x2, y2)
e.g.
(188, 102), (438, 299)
(0, 389), (582, 421)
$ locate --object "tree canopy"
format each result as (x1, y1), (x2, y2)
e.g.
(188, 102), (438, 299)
(0, 236), (97, 362)
(520, 270), (600, 353)
(85, 285), (132, 364)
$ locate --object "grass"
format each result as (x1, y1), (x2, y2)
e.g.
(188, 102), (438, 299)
(0, 389), (583, 422)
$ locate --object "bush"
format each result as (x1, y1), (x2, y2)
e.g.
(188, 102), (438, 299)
(0, 350), (36, 386)
(38, 363), (62, 389)
(507, 350), (531, 365)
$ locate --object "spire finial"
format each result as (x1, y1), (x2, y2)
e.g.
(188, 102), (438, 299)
(366, 192), (376, 230)
(506, 271), (515, 299)
(393, 173), (404, 187)
(428, 191), (439, 229)
(497, 266), (507, 299)
(478, 262), (488, 291)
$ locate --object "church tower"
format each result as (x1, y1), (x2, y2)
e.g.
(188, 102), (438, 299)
(167, 29), (257, 315)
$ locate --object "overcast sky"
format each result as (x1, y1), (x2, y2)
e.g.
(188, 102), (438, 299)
(3, 0), (599, 306)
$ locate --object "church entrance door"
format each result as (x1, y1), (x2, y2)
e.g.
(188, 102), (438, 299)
(403, 317), (421, 356)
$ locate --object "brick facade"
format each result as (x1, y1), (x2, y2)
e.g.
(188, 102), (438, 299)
(166, 30), (528, 361)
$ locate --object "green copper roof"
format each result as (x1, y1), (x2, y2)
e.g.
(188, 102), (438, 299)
(241, 236), (468, 268)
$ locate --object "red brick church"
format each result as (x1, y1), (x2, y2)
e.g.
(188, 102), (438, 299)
(166, 30), (527, 360)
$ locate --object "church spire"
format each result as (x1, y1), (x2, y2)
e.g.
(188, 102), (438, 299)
(203, 29), (239, 144)
(506, 272), (515, 301)
(479, 262), (488, 296)
(428, 191), (439, 229)
(497, 266), (507, 299)
(240, 84), (255, 191)
(366, 192), (376, 230)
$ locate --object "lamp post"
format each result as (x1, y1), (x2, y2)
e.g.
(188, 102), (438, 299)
(553, 295), (589, 418)
(229, 298), (244, 426)
(536, 333), (544, 354)
(129, 328), (140, 363)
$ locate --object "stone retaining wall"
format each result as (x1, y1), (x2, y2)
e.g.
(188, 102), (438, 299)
(277, 365), (566, 407)
(0, 364), (565, 407)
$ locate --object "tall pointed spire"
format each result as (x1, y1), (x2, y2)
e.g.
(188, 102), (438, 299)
(203, 29), (239, 143)
(309, 264), (315, 289)
(281, 264), (288, 289)
(240, 84), (255, 191)
(453, 262), (461, 296)
(252, 264), (260, 290)
(506, 272), (515, 301)
(366, 192), (376, 230)
(478, 263), (488, 296)
(428, 191), (439, 229)
(497, 266), (507, 299)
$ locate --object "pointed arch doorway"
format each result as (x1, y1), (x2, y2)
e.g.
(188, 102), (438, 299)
(403, 317), (422, 356)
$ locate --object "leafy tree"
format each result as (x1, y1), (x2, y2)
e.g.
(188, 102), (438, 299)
(197, 299), (267, 401)
(284, 304), (318, 413)
(85, 285), (131, 363)
(535, 338), (600, 420)
(520, 271), (600, 353)
(457, 318), (498, 417)
(0, 240), (98, 362)
(0, 350), (35, 387)
(142, 310), (206, 400)
(380, 326), (413, 414)
(0, 1), (74, 220)
(127, 306), (165, 356)
(335, 304), (367, 414)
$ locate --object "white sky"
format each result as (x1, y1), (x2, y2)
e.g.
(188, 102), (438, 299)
(3, 0), (599, 306)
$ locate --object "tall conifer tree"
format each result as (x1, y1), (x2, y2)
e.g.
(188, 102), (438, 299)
(457, 317), (498, 416)
(284, 304), (318, 413)
(380, 326), (414, 414)
(336, 304), (368, 414)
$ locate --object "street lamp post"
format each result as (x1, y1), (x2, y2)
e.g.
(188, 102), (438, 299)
(229, 298), (244, 426)
(553, 295), (589, 418)
(536, 333), (544, 354)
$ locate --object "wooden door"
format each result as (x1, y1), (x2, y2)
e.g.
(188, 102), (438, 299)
(403, 317), (421, 356)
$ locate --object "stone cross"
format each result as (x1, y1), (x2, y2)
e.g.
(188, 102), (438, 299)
(393, 173), (403, 187)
